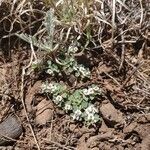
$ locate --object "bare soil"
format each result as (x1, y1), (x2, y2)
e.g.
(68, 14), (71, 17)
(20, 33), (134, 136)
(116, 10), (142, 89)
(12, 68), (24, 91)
(0, 1), (150, 150)
(0, 47), (150, 150)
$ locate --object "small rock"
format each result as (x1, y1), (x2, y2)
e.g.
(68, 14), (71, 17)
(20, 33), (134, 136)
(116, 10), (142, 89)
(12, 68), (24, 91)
(0, 114), (22, 146)
(35, 99), (53, 125)
(100, 103), (124, 127)
(25, 81), (42, 112)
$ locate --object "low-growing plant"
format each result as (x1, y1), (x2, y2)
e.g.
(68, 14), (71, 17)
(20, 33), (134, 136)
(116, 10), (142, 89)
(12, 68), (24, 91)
(46, 55), (91, 79)
(16, 9), (101, 125)
(41, 82), (101, 125)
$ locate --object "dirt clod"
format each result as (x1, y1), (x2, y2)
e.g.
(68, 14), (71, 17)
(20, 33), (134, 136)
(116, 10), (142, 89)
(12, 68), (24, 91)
(35, 99), (54, 125)
(25, 81), (42, 112)
(100, 102), (124, 127)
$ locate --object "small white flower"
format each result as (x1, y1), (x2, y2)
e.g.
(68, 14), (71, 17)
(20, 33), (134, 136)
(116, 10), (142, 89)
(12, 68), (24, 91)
(84, 70), (91, 77)
(73, 65), (78, 71)
(87, 113), (95, 121)
(68, 46), (78, 53)
(84, 110), (99, 123)
(49, 83), (57, 93)
(79, 66), (90, 77)
(74, 47), (78, 52)
(46, 69), (53, 75)
(93, 86), (100, 91)
(41, 83), (48, 92)
(56, 95), (63, 102)
(83, 88), (94, 96)
(64, 104), (72, 111)
(72, 109), (82, 120)
(88, 88), (94, 95)
(75, 109), (82, 115)
(85, 105), (98, 114)
(83, 89), (89, 95)
(54, 95), (63, 104)
(79, 66), (86, 74)
(41, 83), (52, 92)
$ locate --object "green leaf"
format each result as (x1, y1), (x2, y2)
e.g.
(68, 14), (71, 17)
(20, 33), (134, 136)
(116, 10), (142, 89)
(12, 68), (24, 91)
(44, 9), (56, 51)
(81, 101), (88, 109)
(73, 90), (82, 98)
(68, 95), (74, 102)
(72, 105), (79, 111)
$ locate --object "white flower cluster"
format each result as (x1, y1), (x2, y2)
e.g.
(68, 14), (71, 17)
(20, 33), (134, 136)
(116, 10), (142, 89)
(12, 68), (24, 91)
(41, 81), (101, 124)
(68, 45), (78, 53)
(46, 69), (53, 75)
(71, 105), (99, 123)
(54, 95), (63, 104)
(79, 66), (91, 77)
(41, 82), (57, 93)
(73, 64), (78, 71)
(72, 109), (82, 120)
(64, 103), (72, 111)
(72, 64), (91, 77)
(92, 85), (100, 91)
(85, 105), (98, 114)
(83, 85), (100, 96)
(85, 105), (99, 123)
(83, 88), (94, 95)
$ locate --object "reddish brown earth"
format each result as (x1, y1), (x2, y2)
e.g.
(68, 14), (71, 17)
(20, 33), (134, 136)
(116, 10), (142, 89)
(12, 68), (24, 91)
(0, 1), (149, 150)
(0, 50), (149, 150)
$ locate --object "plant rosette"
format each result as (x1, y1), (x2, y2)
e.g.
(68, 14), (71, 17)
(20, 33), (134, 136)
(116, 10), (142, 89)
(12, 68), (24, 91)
(41, 82), (101, 125)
